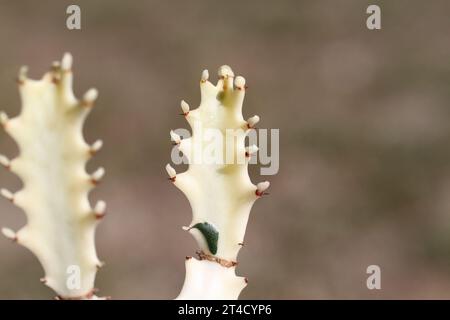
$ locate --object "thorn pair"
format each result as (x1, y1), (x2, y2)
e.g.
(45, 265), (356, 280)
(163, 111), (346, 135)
(255, 181), (270, 197)
(81, 88), (99, 108)
(1, 227), (17, 242)
(94, 201), (106, 220)
(234, 76), (246, 90)
(1, 188), (14, 202)
(170, 130), (181, 145)
(0, 112), (9, 127)
(90, 167), (105, 185)
(16, 66), (28, 85)
(200, 70), (209, 83)
(245, 145), (258, 158)
(61, 52), (73, 72)
(166, 164), (176, 182)
(180, 100), (189, 116)
(218, 65), (234, 79)
(0, 154), (10, 169)
(89, 140), (103, 155)
(246, 115), (260, 129)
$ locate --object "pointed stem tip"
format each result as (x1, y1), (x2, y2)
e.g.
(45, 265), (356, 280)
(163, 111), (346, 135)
(82, 88), (98, 107)
(17, 66), (28, 84)
(218, 65), (234, 78)
(1, 227), (17, 241)
(91, 167), (105, 184)
(180, 100), (190, 116)
(201, 69), (209, 83)
(61, 52), (73, 71)
(94, 200), (106, 219)
(0, 188), (14, 201)
(0, 112), (9, 126)
(234, 76), (246, 90)
(170, 130), (181, 145)
(165, 164), (176, 182)
(90, 140), (103, 154)
(247, 115), (260, 129)
(256, 181), (270, 197)
(245, 145), (259, 158)
(0, 154), (10, 168)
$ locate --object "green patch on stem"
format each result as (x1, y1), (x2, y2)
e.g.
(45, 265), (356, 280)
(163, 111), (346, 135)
(192, 222), (219, 255)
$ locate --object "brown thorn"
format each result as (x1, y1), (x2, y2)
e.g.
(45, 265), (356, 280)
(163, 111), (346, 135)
(238, 242), (244, 246)
(245, 277), (249, 284)
(95, 212), (105, 220)
(255, 190), (269, 197)
(185, 256), (192, 260)
(168, 177), (176, 182)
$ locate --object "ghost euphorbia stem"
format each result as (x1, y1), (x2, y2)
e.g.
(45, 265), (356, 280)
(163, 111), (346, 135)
(167, 65), (270, 299)
(0, 53), (106, 299)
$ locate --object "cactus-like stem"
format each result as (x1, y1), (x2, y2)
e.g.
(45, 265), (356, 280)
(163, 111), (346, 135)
(168, 65), (270, 299)
(0, 53), (105, 299)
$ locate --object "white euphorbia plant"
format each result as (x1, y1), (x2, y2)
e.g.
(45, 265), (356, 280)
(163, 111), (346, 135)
(0, 56), (269, 300)
(167, 65), (270, 299)
(0, 53), (105, 299)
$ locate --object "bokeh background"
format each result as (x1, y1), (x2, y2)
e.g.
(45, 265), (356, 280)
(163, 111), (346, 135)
(0, 0), (450, 299)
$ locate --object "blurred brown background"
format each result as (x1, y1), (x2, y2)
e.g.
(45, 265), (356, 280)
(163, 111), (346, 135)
(0, 0), (450, 299)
